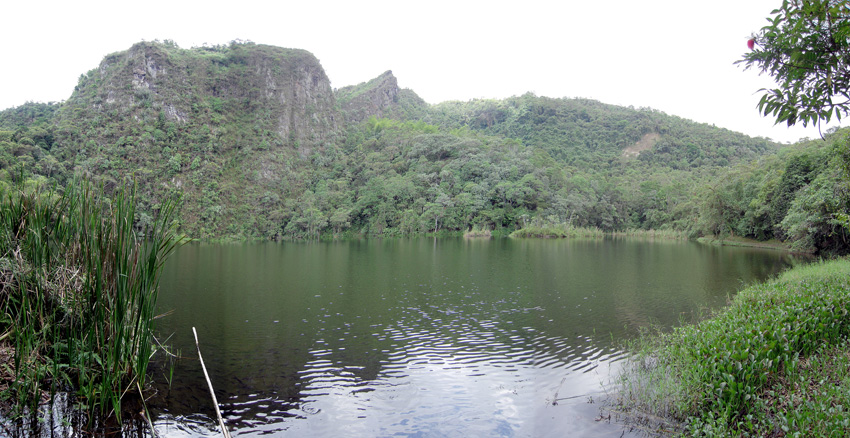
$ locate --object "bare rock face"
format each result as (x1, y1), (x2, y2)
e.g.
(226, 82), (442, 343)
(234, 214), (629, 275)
(48, 41), (427, 238)
(53, 41), (344, 237)
(234, 45), (339, 153)
(62, 41), (339, 153)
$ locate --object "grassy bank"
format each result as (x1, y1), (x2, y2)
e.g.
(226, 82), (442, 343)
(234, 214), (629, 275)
(611, 229), (689, 240)
(0, 179), (183, 425)
(508, 222), (688, 240)
(509, 224), (604, 238)
(697, 236), (796, 253)
(616, 258), (850, 436)
(464, 225), (492, 238)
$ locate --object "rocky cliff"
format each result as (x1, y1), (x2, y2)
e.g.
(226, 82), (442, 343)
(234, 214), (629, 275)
(0, 40), (784, 240)
(336, 70), (428, 124)
(58, 41), (338, 158)
(50, 41), (346, 237)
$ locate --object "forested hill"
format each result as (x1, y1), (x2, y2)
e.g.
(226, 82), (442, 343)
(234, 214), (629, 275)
(429, 95), (775, 170)
(2, 39), (819, 245)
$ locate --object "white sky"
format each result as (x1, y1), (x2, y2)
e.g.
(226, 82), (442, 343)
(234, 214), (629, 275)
(1, 0), (839, 144)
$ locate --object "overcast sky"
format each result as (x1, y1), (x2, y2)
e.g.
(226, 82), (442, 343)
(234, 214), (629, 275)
(2, 0), (839, 143)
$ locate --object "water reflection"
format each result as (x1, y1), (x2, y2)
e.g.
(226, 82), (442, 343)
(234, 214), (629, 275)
(5, 238), (803, 437)
(143, 238), (805, 437)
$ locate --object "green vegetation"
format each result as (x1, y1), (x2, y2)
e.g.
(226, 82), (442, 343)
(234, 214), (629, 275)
(610, 228), (689, 240)
(429, 94), (773, 169)
(696, 236), (791, 252)
(509, 222), (603, 239)
(612, 3), (850, 436)
(739, 0), (850, 128)
(463, 225), (491, 238)
(0, 39), (846, 256)
(0, 178), (182, 423)
(617, 258), (850, 436)
(0, 20), (846, 433)
(734, 0), (850, 249)
(691, 129), (850, 253)
(0, 41), (785, 243)
(336, 71), (429, 123)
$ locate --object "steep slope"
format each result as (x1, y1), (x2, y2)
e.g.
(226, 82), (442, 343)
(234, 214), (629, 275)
(0, 41), (791, 239)
(62, 40), (338, 151)
(50, 40), (341, 237)
(336, 70), (429, 124)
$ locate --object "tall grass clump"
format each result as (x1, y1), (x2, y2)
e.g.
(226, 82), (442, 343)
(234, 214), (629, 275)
(509, 223), (603, 238)
(616, 258), (850, 436)
(0, 178), (183, 424)
(463, 225), (491, 238)
(610, 229), (689, 240)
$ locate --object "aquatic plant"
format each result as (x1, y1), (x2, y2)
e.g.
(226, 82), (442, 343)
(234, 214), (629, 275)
(463, 225), (492, 238)
(616, 258), (850, 436)
(509, 223), (604, 238)
(610, 228), (689, 240)
(0, 178), (184, 424)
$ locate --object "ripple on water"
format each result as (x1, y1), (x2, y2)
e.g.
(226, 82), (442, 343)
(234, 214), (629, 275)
(146, 285), (633, 437)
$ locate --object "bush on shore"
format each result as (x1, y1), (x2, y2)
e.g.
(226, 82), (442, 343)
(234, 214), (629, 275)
(617, 258), (850, 436)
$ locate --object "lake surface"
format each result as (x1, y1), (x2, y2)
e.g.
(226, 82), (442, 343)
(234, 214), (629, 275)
(141, 237), (802, 437)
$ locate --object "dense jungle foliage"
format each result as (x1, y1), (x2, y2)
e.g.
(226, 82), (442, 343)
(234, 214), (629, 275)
(0, 40), (848, 254)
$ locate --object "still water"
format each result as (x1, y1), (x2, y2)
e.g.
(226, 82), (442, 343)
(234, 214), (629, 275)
(143, 237), (801, 437)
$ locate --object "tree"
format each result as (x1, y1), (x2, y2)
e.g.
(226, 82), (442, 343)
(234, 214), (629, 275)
(423, 192), (454, 233)
(738, 0), (850, 127)
(330, 208), (351, 234)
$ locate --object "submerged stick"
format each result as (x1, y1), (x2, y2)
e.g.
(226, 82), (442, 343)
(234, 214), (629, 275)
(137, 381), (159, 438)
(193, 327), (232, 438)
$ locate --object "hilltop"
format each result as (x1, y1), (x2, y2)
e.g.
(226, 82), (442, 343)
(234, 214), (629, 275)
(5, 39), (839, 252)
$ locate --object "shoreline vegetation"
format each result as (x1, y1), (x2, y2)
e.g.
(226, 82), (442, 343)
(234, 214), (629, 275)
(205, 225), (808, 255)
(0, 179), (183, 429)
(0, 177), (820, 434)
(614, 258), (850, 436)
(463, 225), (492, 238)
(696, 236), (796, 253)
(509, 224), (605, 238)
(4, 42), (848, 254)
(0, 178), (834, 435)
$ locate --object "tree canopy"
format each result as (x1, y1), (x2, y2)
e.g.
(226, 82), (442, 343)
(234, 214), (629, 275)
(6, 40), (849, 253)
(739, 0), (850, 128)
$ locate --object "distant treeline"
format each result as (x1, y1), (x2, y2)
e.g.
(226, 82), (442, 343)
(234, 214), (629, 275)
(0, 40), (846, 254)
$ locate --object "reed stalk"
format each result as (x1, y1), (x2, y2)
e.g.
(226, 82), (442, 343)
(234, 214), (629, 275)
(0, 178), (184, 426)
(509, 223), (604, 238)
(193, 327), (231, 438)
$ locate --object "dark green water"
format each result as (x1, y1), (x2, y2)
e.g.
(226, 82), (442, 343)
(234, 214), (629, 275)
(144, 238), (803, 437)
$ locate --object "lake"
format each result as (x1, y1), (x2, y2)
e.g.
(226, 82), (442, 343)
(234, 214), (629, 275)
(130, 238), (801, 436)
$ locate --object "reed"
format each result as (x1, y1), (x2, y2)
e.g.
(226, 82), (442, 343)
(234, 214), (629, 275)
(610, 228), (689, 240)
(0, 178), (184, 425)
(463, 225), (492, 238)
(509, 224), (604, 238)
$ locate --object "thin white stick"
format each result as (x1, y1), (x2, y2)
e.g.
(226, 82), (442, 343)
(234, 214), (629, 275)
(137, 381), (159, 438)
(193, 327), (232, 438)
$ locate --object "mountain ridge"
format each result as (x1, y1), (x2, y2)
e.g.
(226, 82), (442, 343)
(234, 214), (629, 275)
(0, 40), (790, 240)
